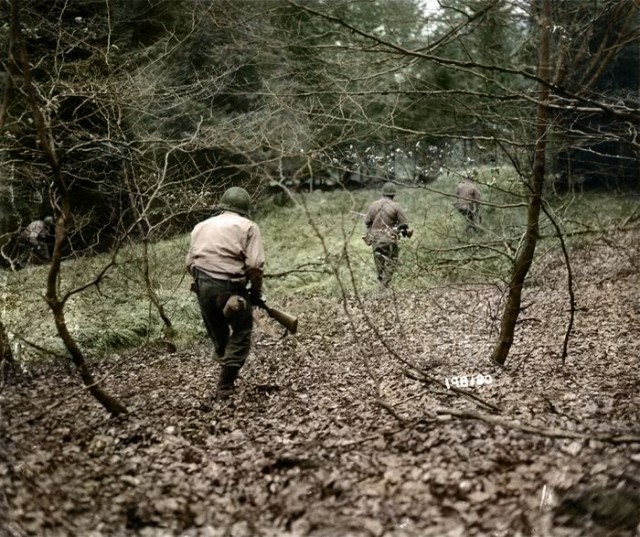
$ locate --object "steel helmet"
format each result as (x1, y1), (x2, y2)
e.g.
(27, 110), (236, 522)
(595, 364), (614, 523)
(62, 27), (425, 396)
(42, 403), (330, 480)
(382, 182), (397, 196)
(218, 187), (251, 216)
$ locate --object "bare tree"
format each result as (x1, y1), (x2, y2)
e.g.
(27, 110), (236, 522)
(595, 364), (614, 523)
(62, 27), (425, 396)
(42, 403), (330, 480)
(8, 0), (126, 416)
(490, 0), (551, 366)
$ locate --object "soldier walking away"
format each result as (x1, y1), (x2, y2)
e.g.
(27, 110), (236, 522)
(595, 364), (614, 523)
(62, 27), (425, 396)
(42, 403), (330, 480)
(364, 182), (412, 289)
(186, 187), (265, 401)
(454, 175), (481, 232)
(17, 216), (55, 267)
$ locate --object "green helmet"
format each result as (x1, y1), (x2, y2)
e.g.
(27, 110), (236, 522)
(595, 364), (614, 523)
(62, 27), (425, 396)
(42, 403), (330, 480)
(382, 182), (397, 196)
(218, 187), (251, 216)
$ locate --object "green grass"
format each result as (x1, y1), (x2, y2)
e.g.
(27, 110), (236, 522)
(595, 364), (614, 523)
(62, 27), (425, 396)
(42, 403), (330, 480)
(2, 166), (637, 361)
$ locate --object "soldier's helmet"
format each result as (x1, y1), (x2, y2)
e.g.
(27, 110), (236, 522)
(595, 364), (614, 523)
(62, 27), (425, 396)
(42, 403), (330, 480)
(43, 216), (54, 225)
(218, 187), (251, 216)
(382, 182), (397, 196)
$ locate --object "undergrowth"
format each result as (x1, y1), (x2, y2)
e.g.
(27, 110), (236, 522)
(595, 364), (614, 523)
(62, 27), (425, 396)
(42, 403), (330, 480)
(1, 167), (637, 362)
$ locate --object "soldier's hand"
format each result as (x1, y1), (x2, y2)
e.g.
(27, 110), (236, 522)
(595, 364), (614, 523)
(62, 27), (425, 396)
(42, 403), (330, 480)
(397, 224), (413, 238)
(249, 288), (263, 306)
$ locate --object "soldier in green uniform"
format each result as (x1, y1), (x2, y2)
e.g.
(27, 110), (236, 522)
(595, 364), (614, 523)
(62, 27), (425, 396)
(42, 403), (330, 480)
(186, 187), (265, 400)
(454, 175), (481, 232)
(364, 182), (411, 289)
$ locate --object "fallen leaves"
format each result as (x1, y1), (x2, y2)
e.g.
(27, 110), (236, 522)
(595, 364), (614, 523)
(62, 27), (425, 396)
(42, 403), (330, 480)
(0, 230), (639, 536)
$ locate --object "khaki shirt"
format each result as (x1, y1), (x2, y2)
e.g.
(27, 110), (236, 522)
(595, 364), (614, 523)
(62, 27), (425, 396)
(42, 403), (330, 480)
(364, 196), (409, 244)
(23, 220), (48, 242)
(185, 211), (265, 282)
(454, 180), (480, 211)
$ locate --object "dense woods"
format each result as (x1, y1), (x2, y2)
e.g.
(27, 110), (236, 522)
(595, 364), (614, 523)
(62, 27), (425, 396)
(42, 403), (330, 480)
(0, 1), (639, 536)
(1, 1), (637, 240)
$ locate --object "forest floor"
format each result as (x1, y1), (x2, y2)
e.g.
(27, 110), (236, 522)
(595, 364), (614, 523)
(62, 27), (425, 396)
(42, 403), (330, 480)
(1, 229), (639, 537)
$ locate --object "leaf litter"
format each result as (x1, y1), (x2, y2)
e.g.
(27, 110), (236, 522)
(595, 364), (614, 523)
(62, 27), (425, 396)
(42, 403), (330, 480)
(0, 230), (639, 537)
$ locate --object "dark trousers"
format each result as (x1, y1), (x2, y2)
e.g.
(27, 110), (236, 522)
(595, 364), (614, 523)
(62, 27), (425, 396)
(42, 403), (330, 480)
(372, 242), (399, 287)
(194, 271), (252, 368)
(458, 207), (481, 230)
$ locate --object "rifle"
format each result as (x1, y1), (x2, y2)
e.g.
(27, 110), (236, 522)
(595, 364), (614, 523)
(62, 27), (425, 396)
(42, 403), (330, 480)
(254, 297), (298, 334)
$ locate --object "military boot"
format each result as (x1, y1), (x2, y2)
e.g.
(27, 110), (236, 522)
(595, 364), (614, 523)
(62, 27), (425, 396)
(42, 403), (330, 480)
(216, 365), (240, 400)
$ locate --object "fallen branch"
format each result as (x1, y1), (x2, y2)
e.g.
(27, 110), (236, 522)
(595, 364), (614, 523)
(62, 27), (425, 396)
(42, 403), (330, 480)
(375, 398), (408, 425)
(541, 200), (576, 364)
(404, 368), (502, 413)
(434, 406), (640, 444)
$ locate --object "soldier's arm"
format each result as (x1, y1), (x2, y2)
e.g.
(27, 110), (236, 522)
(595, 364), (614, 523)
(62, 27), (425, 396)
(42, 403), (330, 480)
(245, 224), (265, 296)
(185, 232), (195, 274)
(364, 202), (377, 230)
(396, 204), (409, 227)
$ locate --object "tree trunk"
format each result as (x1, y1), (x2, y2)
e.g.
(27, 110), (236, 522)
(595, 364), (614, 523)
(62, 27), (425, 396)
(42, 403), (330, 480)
(491, 0), (551, 366)
(10, 0), (126, 417)
(49, 303), (127, 415)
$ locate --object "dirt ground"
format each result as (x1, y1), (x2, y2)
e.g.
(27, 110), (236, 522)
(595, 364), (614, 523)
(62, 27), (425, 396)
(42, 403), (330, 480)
(1, 231), (639, 537)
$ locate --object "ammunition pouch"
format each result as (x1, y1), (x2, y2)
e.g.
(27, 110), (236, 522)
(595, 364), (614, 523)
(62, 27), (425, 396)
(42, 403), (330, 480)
(216, 292), (249, 321)
(222, 295), (249, 321)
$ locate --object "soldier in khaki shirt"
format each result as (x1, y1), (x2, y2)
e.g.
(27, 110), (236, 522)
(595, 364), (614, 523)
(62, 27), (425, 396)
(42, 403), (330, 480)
(454, 175), (481, 232)
(364, 182), (411, 289)
(186, 187), (265, 400)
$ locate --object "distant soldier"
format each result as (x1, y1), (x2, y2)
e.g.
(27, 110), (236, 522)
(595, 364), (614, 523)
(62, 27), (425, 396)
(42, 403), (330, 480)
(454, 176), (481, 231)
(18, 216), (55, 264)
(364, 182), (412, 289)
(185, 187), (265, 401)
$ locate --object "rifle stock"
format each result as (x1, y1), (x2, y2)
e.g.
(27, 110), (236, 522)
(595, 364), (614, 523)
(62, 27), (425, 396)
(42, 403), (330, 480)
(257, 300), (298, 334)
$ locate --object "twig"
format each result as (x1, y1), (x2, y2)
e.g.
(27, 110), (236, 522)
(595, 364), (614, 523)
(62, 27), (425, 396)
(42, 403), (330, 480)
(325, 417), (437, 451)
(267, 269), (329, 278)
(542, 396), (584, 424)
(15, 335), (69, 361)
(265, 264), (331, 278)
(541, 200), (576, 364)
(538, 224), (639, 240)
(404, 367), (502, 413)
(434, 406), (640, 444)
(621, 203), (640, 227)
(509, 350), (534, 376)
(375, 398), (407, 424)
